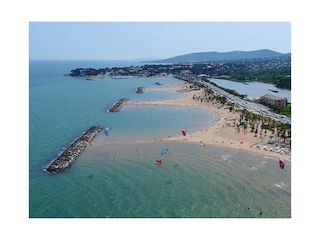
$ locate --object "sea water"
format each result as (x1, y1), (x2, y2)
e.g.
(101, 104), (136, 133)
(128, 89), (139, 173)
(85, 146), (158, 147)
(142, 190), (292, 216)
(29, 60), (291, 218)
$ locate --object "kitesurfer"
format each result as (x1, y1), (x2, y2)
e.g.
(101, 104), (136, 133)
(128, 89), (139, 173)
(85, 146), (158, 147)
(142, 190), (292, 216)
(279, 158), (285, 169)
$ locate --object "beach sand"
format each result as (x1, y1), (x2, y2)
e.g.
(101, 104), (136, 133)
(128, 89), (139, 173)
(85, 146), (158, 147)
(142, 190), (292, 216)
(127, 83), (291, 163)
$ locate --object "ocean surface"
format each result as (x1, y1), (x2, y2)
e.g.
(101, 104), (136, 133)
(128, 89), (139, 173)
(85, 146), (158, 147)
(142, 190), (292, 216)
(29, 60), (291, 218)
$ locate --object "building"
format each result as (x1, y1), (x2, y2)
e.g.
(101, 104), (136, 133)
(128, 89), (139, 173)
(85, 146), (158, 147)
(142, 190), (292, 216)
(259, 94), (286, 109)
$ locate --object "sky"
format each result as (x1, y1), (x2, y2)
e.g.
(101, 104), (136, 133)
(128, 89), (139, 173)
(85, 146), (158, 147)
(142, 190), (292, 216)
(29, 22), (291, 60)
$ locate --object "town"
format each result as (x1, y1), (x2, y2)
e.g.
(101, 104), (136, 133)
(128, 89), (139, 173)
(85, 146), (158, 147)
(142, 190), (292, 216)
(68, 55), (290, 88)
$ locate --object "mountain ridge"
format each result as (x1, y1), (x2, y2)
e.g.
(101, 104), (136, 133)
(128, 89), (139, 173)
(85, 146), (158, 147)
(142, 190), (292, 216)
(148, 49), (290, 64)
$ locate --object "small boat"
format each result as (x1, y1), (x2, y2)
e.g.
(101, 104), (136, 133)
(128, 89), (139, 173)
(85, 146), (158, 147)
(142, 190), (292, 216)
(156, 159), (162, 164)
(268, 89), (279, 93)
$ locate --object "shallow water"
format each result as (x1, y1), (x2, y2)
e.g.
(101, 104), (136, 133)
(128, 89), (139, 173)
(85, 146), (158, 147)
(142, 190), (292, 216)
(30, 140), (290, 218)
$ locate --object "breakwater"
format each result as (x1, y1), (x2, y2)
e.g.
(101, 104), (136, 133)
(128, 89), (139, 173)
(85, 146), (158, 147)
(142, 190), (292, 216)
(136, 87), (145, 93)
(46, 126), (104, 173)
(108, 98), (129, 112)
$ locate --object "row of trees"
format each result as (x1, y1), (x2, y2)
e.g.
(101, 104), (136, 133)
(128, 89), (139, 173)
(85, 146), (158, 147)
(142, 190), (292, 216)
(238, 109), (291, 145)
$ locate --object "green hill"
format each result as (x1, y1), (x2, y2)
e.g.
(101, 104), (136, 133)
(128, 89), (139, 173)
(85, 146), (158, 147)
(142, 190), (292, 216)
(151, 49), (289, 64)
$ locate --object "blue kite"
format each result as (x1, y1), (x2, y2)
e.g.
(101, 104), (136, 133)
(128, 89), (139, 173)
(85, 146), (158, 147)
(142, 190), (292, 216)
(161, 148), (169, 155)
(104, 127), (111, 136)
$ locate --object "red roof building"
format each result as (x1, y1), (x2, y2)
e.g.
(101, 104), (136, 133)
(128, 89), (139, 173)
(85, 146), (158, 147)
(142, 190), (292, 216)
(259, 94), (286, 109)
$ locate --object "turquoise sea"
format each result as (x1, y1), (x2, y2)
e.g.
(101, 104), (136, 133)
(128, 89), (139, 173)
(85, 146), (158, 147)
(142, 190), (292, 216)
(29, 60), (291, 218)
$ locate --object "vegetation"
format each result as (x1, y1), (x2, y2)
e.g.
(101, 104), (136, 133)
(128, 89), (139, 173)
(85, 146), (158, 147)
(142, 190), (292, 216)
(237, 109), (291, 146)
(270, 103), (291, 118)
(227, 67), (291, 89)
(185, 56), (291, 89)
(155, 49), (288, 64)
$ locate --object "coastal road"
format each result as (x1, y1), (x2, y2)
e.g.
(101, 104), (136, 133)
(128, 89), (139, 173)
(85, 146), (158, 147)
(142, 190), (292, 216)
(197, 80), (291, 125)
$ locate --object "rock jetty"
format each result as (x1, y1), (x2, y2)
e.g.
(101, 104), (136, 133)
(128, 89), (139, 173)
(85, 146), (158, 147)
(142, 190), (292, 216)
(136, 87), (145, 93)
(108, 98), (129, 112)
(46, 126), (104, 173)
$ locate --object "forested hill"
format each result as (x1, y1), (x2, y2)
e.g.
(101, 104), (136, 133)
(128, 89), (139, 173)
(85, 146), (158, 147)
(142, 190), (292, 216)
(150, 49), (289, 64)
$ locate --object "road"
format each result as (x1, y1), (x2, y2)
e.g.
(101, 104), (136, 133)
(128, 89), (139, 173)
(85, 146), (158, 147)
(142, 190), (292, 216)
(195, 79), (291, 125)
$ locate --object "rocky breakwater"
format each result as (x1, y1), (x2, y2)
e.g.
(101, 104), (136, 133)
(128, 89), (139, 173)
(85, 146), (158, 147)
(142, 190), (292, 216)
(46, 126), (104, 173)
(108, 98), (129, 112)
(136, 87), (145, 93)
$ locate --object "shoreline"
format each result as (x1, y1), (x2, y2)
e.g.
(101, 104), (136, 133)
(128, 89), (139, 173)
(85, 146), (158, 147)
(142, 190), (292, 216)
(126, 83), (291, 163)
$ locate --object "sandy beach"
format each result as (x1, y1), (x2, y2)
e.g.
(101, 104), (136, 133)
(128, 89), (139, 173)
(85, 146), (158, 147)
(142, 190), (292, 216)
(127, 83), (291, 163)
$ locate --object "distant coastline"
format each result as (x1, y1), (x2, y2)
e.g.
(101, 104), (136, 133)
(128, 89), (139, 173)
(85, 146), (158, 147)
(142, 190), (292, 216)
(65, 53), (291, 90)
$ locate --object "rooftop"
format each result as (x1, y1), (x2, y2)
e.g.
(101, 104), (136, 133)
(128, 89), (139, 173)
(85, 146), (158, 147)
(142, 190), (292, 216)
(261, 94), (285, 100)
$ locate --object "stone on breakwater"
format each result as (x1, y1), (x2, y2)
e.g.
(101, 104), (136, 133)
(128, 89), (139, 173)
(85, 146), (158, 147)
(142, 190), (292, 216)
(136, 87), (145, 93)
(108, 98), (129, 112)
(46, 126), (104, 173)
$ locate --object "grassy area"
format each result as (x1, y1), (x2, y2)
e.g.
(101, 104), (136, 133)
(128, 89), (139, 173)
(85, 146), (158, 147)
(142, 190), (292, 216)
(271, 105), (291, 118)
